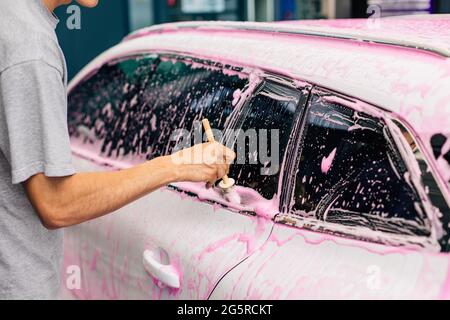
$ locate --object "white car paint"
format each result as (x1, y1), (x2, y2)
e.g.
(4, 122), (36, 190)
(62, 157), (274, 299)
(211, 223), (450, 299)
(62, 18), (450, 300)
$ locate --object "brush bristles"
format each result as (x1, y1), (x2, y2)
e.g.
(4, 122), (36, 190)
(222, 188), (241, 205)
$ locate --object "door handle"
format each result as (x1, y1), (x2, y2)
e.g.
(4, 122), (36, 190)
(143, 249), (181, 289)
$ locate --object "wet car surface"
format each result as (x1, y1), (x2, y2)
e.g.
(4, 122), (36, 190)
(63, 16), (450, 299)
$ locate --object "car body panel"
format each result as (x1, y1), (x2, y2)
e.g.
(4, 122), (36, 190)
(64, 17), (450, 300)
(62, 157), (274, 299)
(211, 223), (450, 299)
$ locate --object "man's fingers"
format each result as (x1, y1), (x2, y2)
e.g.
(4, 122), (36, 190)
(216, 164), (229, 181)
(223, 147), (236, 163)
(177, 142), (234, 185)
(213, 143), (235, 164)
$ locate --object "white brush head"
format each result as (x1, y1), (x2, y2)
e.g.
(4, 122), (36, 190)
(219, 178), (235, 190)
(218, 178), (241, 204)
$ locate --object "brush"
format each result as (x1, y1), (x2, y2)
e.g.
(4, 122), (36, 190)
(202, 119), (241, 205)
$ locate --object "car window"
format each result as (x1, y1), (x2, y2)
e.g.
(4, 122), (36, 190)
(394, 120), (450, 250)
(68, 54), (248, 161)
(227, 81), (304, 200)
(430, 133), (450, 188)
(289, 90), (431, 239)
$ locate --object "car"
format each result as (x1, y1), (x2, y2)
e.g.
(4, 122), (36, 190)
(61, 16), (450, 300)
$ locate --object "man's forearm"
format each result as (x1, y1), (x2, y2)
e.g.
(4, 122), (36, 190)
(25, 155), (178, 229)
(24, 142), (234, 229)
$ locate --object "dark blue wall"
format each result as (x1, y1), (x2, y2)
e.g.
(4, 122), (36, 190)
(55, 1), (130, 80)
(436, 0), (450, 12)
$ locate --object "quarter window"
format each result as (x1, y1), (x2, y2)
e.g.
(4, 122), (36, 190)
(394, 120), (450, 249)
(290, 90), (431, 238)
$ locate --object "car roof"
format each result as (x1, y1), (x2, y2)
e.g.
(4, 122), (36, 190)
(70, 16), (450, 192)
(125, 15), (450, 57)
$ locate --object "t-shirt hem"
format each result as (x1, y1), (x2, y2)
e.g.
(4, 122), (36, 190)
(11, 162), (76, 184)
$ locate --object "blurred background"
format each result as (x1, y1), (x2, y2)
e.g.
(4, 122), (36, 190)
(56, 0), (450, 80)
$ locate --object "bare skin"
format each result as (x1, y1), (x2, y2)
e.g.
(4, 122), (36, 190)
(42, 0), (98, 12)
(25, 0), (236, 230)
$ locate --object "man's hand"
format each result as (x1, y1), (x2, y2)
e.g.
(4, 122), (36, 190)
(171, 141), (236, 187)
(24, 142), (235, 229)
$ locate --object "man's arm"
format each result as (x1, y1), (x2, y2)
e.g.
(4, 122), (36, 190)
(24, 142), (234, 229)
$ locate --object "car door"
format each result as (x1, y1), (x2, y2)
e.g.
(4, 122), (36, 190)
(61, 53), (310, 299)
(62, 52), (262, 300)
(211, 88), (450, 300)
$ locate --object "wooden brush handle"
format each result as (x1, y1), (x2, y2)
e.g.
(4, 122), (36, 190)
(202, 119), (215, 143)
(202, 119), (231, 184)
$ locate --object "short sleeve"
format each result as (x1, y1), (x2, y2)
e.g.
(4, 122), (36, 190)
(0, 60), (75, 184)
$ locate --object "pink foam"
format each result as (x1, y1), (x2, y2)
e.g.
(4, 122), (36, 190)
(321, 148), (337, 174)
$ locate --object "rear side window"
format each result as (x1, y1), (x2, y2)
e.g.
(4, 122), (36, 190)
(68, 54), (248, 160)
(290, 90), (431, 238)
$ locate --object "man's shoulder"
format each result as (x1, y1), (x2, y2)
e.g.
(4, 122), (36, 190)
(0, 35), (64, 76)
(0, 1), (63, 75)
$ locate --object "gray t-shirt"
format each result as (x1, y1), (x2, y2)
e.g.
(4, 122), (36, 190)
(0, 0), (75, 299)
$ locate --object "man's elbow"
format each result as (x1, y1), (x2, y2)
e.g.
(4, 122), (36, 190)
(24, 174), (73, 230)
(37, 205), (69, 230)
(41, 215), (67, 230)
